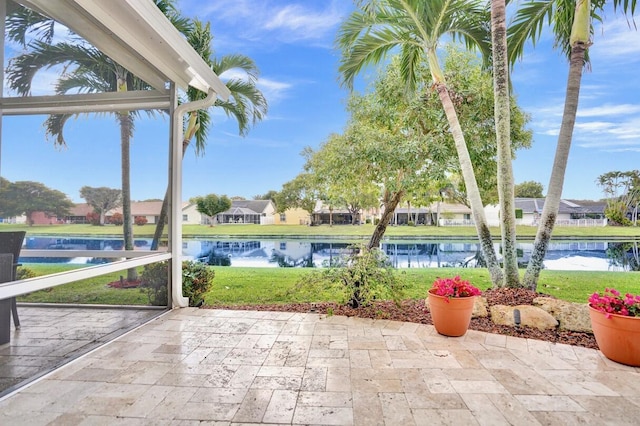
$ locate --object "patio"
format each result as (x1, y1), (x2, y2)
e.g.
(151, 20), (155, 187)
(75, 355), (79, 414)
(1, 308), (639, 425)
(0, 305), (164, 397)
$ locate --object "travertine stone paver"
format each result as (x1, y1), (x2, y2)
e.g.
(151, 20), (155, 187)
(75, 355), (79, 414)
(1, 308), (639, 425)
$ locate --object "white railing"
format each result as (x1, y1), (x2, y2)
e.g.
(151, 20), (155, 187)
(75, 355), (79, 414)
(0, 250), (170, 300)
(553, 219), (608, 227)
(439, 218), (608, 227)
(438, 219), (475, 226)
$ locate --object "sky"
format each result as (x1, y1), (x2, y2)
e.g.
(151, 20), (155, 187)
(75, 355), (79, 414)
(2, 1), (640, 204)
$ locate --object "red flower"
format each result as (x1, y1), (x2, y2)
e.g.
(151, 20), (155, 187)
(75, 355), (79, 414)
(589, 288), (640, 318)
(430, 276), (481, 301)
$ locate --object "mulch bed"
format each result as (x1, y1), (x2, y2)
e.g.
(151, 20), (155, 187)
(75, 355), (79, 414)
(106, 279), (142, 289)
(203, 287), (598, 349)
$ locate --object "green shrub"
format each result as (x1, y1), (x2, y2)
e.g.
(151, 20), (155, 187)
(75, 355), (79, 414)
(605, 201), (632, 226)
(182, 261), (215, 306)
(16, 266), (36, 280)
(139, 262), (168, 305)
(408, 220), (415, 227)
(290, 245), (404, 308)
(139, 261), (215, 307)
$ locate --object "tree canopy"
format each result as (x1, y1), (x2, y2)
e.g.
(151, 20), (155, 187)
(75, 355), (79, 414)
(0, 179), (74, 225)
(515, 181), (544, 198)
(79, 186), (122, 226)
(193, 194), (232, 224)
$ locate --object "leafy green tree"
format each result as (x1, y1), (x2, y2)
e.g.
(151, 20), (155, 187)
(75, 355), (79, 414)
(509, 0), (637, 290)
(79, 186), (122, 226)
(193, 194), (231, 225)
(150, 20), (267, 250)
(515, 181), (544, 198)
(0, 180), (74, 225)
(275, 174), (320, 220)
(254, 190), (279, 202)
(337, 0), (506, 284)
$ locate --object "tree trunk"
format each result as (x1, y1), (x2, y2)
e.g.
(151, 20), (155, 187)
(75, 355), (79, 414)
(368, 190), (403, 249)
(119, 111), (137, 282)
(433, 81), (503, 285)
(524, 42), (588, 290)
(491, 0), (520, 287)
(150, 188), (169, 251)
(151, 112), (197, 251)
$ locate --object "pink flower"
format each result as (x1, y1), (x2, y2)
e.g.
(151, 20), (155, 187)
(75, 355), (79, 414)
(430, 276), (481, 301)
(589, 288), (640, 318)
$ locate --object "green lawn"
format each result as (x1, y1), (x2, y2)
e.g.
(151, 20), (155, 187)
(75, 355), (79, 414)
(17, 264), (151, 305)
(207, 267), (636, 305)
(17, 263), (639, 306)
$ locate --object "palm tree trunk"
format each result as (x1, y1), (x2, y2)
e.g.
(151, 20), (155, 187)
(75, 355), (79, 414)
(524, 43), (587, 290)
(119, 111), (137, 282)
(151, 112), (198, 251)
(434, 83), (503, 285)
(368, 190), (404, 249)
(491, 0), (520, 287)
(426, 49), (502, 285)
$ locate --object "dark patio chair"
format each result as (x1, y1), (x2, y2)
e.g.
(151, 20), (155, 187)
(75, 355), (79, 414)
(0, 231), (26, 329)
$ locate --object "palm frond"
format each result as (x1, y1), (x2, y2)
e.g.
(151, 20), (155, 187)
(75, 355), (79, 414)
(507, 0), (554, 67)
(6, 5), (55, 46)
(43, 114), (72, 146)
(212, 54), (260, 81)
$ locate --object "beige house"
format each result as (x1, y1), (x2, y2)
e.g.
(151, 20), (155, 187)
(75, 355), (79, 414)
(275, 208), (312, 225)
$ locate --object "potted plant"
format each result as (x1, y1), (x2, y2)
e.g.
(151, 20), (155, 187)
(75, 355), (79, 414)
(427, 276), (481, 337)
(588, 288), (640, 366)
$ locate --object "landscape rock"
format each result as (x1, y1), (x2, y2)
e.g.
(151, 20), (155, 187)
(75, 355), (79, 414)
(490, 305), (559, 330)
(533, 297), (592, 333)
(473, 296), (489, 318)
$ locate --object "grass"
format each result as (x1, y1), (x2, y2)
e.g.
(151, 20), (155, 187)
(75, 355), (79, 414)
(205, 267), (640, 305)
(17, 264), (151, 305)
(18, 263), (639, 306)
(3, 222), (640, 239)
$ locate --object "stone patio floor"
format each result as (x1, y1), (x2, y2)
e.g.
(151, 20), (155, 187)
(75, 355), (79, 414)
(0, 305), (164, 397)
(0, 307), (639, 425)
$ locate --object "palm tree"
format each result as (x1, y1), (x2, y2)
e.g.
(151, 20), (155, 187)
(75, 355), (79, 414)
(490, 0), (519, 286)
(337, 0), (504, 285)
(150, 20), (268, 250)
(6, 0), (189, 282)
(508, 0), (636, 290)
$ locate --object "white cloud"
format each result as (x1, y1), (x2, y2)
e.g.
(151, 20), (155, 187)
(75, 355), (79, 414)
(182, 0), (349, 47)
(577, 103), (640, 117)
(264, 3), (343, 40)
(591, 17), (640, 59)
(257, 78), (293, 103)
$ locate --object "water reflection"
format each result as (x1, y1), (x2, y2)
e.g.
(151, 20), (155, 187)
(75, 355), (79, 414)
(18, 236), (640, 272)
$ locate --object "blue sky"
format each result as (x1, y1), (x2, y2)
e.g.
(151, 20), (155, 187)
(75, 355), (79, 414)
(2, 1), (640, 203)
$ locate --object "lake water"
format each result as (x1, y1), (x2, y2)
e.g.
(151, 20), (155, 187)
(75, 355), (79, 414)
(20, 235), (640, 272)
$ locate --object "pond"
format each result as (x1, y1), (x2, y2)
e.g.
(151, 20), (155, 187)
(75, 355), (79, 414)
(19, 235), (640, 272)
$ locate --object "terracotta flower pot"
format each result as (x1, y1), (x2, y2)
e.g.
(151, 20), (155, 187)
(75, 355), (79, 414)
(428, 289), (476, 337)
(589, 305), (640, 366)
